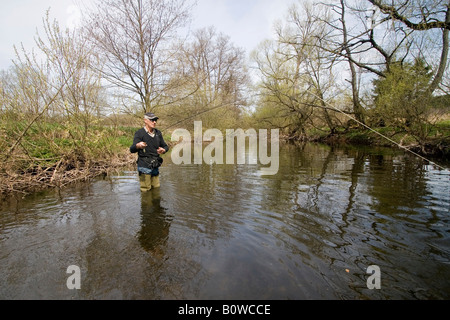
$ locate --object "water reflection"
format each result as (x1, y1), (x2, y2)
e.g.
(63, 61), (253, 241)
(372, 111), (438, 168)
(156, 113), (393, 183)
(138, 189), (171, 255)
(0, 143), (448, 300)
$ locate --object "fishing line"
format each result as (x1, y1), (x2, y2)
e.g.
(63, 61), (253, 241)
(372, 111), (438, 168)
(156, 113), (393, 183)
(305, 89), (448, 171)
(160, 101), (234, 132)
(159, 90), (447, 171)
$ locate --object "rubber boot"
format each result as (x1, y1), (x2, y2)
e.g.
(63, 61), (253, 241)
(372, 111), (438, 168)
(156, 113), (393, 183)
(139, 174), (152, 192)
(151, 175), (160, 189)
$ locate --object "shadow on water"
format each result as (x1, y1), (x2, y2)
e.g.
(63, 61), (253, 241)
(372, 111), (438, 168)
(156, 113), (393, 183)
(138, 189), (171, 255)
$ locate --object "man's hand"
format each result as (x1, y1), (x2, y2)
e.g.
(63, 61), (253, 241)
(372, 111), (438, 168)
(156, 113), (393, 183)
(157, 147), (166, 155)
(137, 142), (147, 150)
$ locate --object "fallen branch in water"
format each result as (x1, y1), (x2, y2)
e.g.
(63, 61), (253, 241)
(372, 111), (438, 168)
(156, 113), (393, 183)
(0, 152), (136, 199)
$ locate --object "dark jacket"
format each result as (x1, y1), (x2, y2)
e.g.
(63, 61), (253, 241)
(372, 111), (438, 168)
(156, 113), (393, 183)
(130, 128), (169, 170)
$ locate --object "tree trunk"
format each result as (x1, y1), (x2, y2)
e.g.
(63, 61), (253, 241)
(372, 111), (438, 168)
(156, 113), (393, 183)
(427, 2), (450, 95)
(340, 0), (365, 125)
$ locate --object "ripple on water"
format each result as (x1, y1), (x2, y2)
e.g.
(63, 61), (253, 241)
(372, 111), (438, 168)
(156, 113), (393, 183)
(0, 145), (449, 299)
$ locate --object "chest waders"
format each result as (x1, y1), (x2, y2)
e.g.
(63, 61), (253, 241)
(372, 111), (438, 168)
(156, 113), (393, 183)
(139, 174), (160, 192)
(138, 158), (161, 192)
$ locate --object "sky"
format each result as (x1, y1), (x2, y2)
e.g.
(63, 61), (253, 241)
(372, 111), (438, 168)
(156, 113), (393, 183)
(0, 0), (296, 70)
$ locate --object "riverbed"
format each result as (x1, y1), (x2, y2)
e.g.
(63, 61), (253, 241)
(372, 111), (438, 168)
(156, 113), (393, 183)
(0, 143), (449, 299)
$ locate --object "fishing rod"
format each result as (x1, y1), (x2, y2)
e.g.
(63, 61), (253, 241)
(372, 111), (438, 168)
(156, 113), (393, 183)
(158, 91), (448, 171)
(304, 89), (448, 171)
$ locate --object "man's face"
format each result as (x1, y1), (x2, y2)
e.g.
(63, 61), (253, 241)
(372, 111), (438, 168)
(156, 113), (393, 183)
(145, 118), (157, 129)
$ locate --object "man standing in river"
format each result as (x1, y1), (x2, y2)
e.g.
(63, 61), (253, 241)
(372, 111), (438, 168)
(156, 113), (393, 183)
(130, 113), (169, 192)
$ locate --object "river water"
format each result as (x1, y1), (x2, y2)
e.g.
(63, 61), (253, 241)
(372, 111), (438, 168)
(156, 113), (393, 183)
(0, 143), (449, 300)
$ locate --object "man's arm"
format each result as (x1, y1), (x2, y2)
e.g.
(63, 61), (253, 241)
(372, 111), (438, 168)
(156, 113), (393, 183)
(159, 132), (169, 154)
(130, 131), (145, 153)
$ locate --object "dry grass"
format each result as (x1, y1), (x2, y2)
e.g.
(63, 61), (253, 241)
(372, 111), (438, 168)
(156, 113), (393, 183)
(0, 151), (136, 198)
(0, 135), (137, 199)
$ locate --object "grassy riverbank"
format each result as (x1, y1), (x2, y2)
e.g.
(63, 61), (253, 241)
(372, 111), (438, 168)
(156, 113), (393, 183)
(0, 120), (142, 198)
(1, 116), (448, 198)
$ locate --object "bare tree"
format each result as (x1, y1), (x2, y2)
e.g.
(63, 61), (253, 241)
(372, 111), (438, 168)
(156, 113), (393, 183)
(283, 3), (343, 132)
(368, 0), (450, 95)
(167, 26), (249, 129)
(83, 0), (193, 114)
(252, 36), (315, 137)
(251, 2), (342, 136)
(36, 11), (105, 136)
(337, 0), (366, 124)
(8, 48), (52, 117)
(3, 9), (102, 160)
